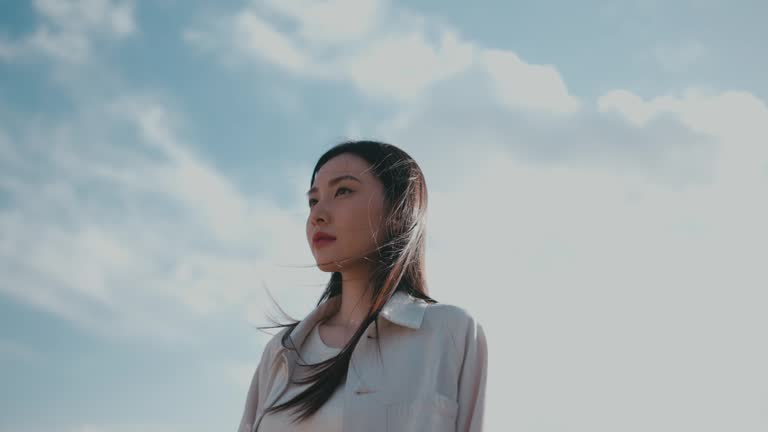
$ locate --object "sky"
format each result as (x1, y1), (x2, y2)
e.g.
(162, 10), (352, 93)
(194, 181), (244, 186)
(1, 0), (767, 431)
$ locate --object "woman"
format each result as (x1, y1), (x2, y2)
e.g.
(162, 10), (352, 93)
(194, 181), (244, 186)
(238, 140), (488, 432)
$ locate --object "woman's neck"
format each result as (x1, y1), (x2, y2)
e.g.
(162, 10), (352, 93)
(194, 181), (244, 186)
(327, 269), (374, 329)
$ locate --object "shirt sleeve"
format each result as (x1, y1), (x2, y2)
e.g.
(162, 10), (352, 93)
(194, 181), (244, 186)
(237, 342), (272, 432)
(455, 316), (489, 432)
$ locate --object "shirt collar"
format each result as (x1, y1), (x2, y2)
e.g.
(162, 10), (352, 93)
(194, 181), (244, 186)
(278, 290), (428, 355)
(378, 289), (429, 329)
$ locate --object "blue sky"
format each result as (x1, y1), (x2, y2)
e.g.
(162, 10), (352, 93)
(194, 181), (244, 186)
(1, 1), (767, 431)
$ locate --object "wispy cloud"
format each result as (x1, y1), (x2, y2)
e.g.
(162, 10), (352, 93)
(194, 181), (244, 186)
(0, 92), (322, 344)
(0, 0), (135, 64)
(185, 0), (576, 111)
(599, 88), (768, 179)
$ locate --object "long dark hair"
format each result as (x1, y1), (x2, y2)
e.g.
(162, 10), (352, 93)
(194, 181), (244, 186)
(258, 140), (437, 423)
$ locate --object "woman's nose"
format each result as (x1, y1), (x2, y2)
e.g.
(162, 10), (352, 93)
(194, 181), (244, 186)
(310, 203), (329, 225)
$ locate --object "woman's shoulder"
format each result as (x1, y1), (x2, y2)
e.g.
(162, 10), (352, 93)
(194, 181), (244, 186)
(422, 300), (488, 361)
(424, 300), (485, 340)
(424, 300), (483, 329)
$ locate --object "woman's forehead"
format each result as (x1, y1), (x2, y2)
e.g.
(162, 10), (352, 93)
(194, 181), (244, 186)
(314, 154), (372, 181)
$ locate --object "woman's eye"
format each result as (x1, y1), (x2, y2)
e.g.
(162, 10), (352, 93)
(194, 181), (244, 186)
(335, 187), (352, 196)
(308, 187), (352, 208)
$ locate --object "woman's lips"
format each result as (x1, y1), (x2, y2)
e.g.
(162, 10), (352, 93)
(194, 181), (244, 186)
(314, 238), (336, 248)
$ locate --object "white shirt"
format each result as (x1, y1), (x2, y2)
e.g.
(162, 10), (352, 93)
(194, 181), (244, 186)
(257, 322), (345, 431)
(238, 291), (488, 432)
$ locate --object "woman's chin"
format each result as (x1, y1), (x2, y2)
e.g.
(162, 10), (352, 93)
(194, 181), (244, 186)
(315, 260), (338, 272)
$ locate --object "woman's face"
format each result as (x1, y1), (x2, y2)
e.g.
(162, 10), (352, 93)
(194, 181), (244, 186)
(306, 153), (387, 272)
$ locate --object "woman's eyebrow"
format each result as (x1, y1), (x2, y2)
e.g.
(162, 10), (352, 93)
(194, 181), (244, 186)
(306, 174), (362, 196)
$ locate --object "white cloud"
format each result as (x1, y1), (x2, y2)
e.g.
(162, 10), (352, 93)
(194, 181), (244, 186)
(0, 0), (135, 64)
(481, 48), (581, 113)
(0, 95), (323, 344)
(598, 89), (654, 126)
(34, 0), (135, 36)
(341, 29), (474, 101)
(186, 0), (578, 108)
(345, 76), (766, 429)
(27, 26), (91, 63)
(422, 144), (766, 431)
(599, 88), (768, 181)
(262, 0), (381, 45)
(234, 11), (311, 74)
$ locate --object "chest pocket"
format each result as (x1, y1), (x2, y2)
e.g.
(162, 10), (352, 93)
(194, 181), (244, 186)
(385, 392), (458, 432)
